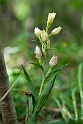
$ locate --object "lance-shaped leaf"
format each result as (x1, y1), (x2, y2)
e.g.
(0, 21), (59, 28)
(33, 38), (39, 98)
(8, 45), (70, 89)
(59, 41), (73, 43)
(29, 96), (33, 116)
(31, 62), (44, 72)
(46, 64), (68, 79)
(33, 74), (57, 115)
(21, 65), (38, 99)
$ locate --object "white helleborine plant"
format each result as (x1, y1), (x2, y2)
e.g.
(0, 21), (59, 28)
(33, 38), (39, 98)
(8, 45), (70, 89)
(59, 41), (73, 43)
(51, 26), (62, 35)
(49, 55), (57, 67)
(34, 45), (42, 59)
(41, 30), (48, 42)
(47, 12), (56, 26)
(21, 12), (65, 124)
(34, 27), (41, 38)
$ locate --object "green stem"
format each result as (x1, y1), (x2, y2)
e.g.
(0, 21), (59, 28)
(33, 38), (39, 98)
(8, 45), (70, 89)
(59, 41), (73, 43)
(45, 67), (51, 78)
(39, 67), (51, 95)
(39, 75), (45, 95)
(46, 25), (51, 33)
(42, 42), (47, 63)
(49, 34), (52, 37)
(39, 37), (42, 44)
(39, 58), (42, 66)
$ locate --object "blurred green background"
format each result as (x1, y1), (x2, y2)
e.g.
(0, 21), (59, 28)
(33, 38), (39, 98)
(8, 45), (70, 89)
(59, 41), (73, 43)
(0, 0), (83, 123)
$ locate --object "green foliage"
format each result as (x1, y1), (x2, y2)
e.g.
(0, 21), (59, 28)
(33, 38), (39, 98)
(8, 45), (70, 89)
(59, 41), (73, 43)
(44, 119), (83, 124)
(21, 65), (38, 99)
(45, 64), (69, 79)
(78, 63), (83, 120)
(52, 62), (83, 123)
(1, 0), (83, 123)
(33, 75), (56, 115)
(21, 12), (67, 123)
(13, 0), (30, 20)
(31, 62), (44, 72)
(21, 65), (57, 123)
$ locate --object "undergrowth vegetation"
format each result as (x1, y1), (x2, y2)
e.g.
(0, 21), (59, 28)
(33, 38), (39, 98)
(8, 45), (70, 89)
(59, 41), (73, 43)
(1, 12), (82, 124)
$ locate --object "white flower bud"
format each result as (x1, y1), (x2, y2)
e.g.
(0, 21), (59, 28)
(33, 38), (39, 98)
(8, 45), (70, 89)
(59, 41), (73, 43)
(47, 12), (56, 26)
(49, 55), (57, 67)
(34, 27), (41, 38)
(34, 45), (42, 59)
(51, 26), (62, 35)
(47, 39), (50, 49)
(41, 30), (48, 42)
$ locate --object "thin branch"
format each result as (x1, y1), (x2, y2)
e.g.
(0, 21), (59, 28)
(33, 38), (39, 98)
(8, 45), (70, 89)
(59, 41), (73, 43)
(0, 74), (21, 102)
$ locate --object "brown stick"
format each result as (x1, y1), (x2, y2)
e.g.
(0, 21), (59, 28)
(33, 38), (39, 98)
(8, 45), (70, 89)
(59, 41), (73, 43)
(0, 41), (18, 124)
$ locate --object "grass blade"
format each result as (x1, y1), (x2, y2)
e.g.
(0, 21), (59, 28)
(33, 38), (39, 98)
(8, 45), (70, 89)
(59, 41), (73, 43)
(54, 98), (68, 122)
(78, 63), (83, 119)
(71, 88), (78, 120)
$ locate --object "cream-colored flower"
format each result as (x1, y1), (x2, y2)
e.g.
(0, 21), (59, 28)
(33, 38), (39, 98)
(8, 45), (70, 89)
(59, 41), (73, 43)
(49, 55), (57, 67)
(41, 30), (48, 42)
(34, 27), (41, 38)
(47, 39), (50, 49)
(34, 45), (42, 59)
(51, 26), (62, 35)
(47, 12), (56, 26)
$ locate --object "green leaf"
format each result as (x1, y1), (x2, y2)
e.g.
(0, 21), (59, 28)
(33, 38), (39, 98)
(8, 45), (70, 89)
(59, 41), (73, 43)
(33, 74), (56, 115)
(71, 88), (78, 120)
(31, 62), (44, 72)
(46, 64), (68, 79)
(29, 96), (33, 116)
(21, 65), (38, 98)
